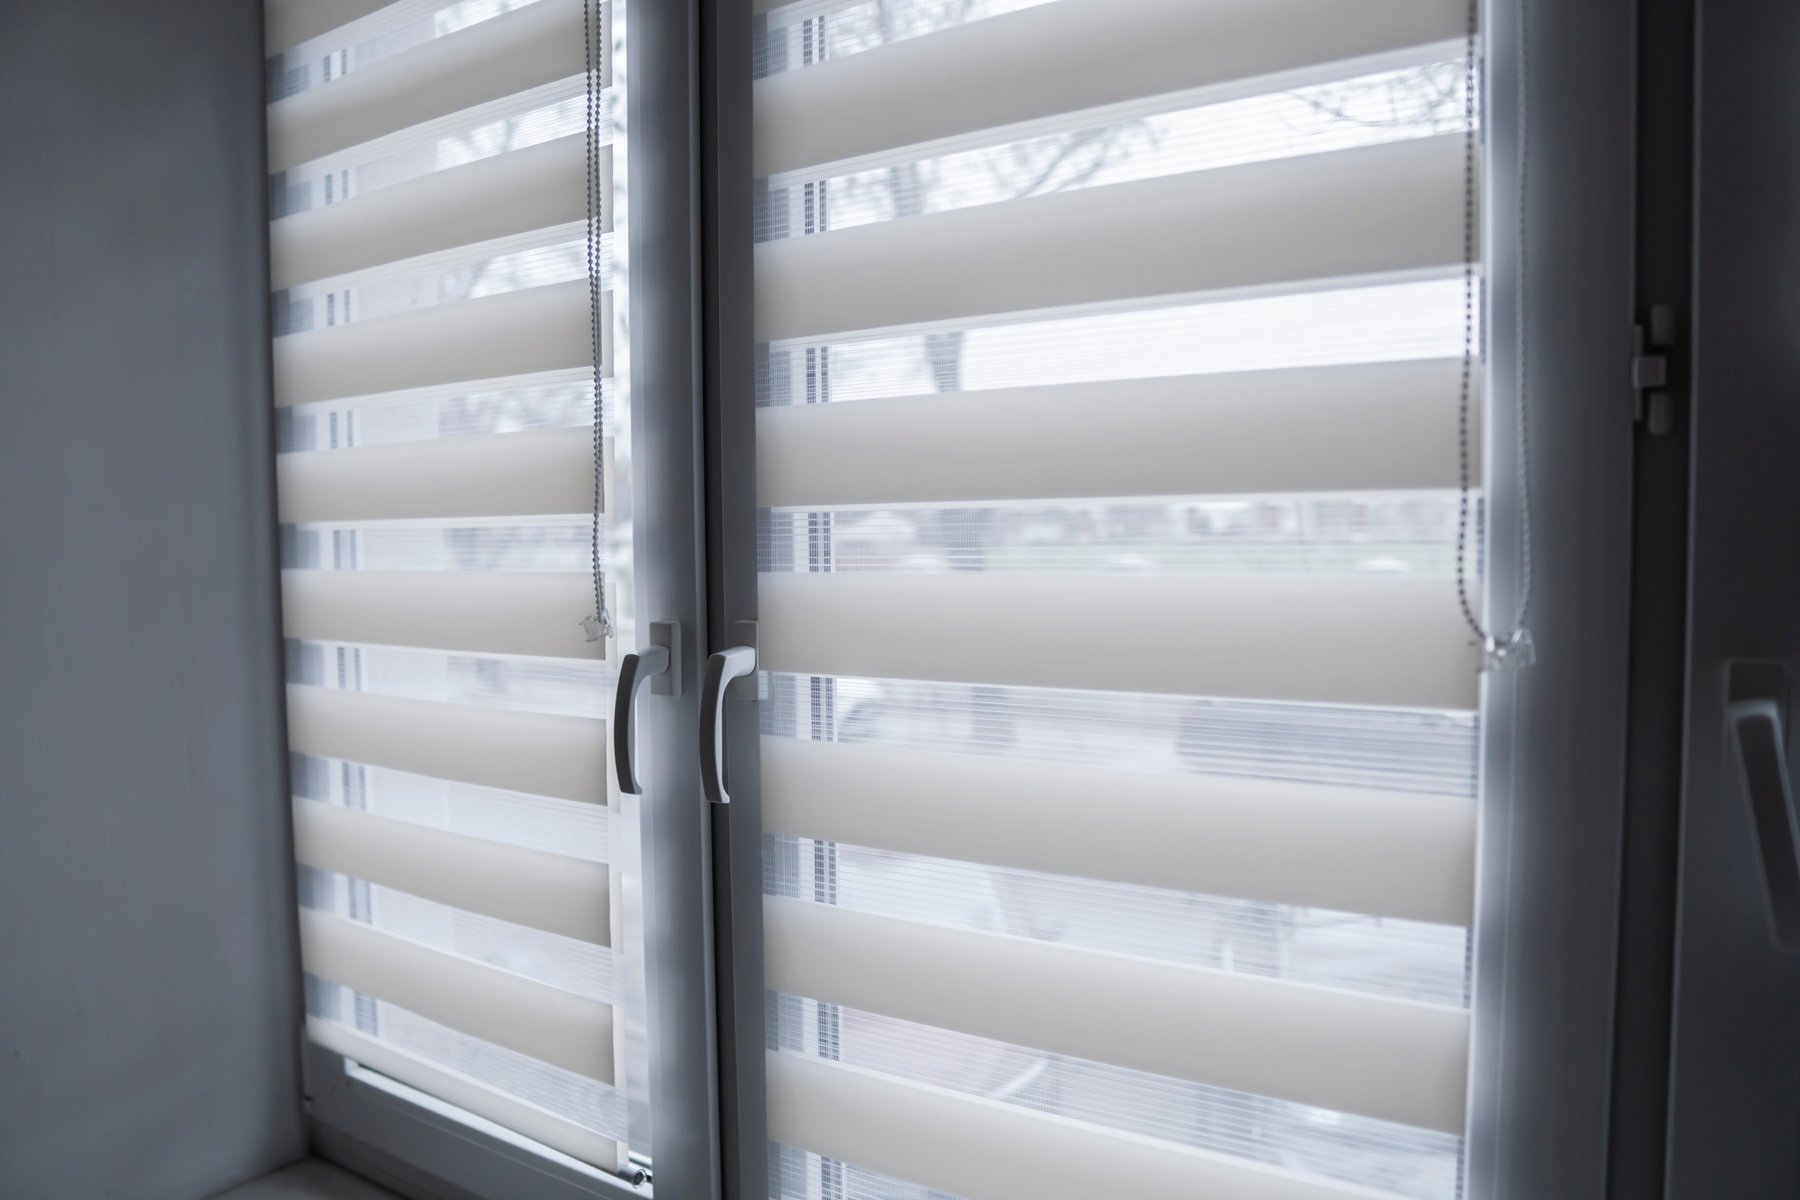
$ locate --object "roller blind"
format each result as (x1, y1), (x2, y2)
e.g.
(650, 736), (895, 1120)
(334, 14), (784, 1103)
(264, 0), (636, 1175)
(751, 3), (1481, 1199)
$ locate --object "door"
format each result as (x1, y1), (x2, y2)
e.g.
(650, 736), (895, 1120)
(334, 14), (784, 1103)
(1664, 1), (1800, 1194)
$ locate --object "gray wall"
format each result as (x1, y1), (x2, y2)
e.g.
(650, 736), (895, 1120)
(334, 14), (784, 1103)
(0, 3), (306, 1196)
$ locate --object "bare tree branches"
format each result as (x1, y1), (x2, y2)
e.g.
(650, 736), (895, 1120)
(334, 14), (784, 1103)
(1284, 61), (1465, 133)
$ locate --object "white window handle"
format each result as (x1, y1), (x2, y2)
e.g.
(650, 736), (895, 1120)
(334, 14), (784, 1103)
(612, 647), (668, 796)
(611, 621), (679, 796)
(699, 644), (757, 806)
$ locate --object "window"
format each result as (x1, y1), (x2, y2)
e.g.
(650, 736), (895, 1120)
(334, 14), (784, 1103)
(257, 2), (1520, 1198)
(265, 0), (650, 1185)
(744, 2), (1484, 1197)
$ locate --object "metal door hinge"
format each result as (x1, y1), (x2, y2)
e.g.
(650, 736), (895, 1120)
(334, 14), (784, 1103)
(616, 1152), (653, 1188)
(1633, 304), (1678, 435)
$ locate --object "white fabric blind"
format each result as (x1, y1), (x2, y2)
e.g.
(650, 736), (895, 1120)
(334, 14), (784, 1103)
(276, 427), (608, 523)
(266, 0), (630, 1170)
(267, 0), (596, 170)
(760, 737), (1476, 927)
(266, 0), (393, 55)
(753, 3), (1481, 1198)
(269, 136), (603, 289)
(300, 908), (615, 1081)
(758, 572), (1478, 709)
(755, 134), (1466, 342)
(292, 798), (612, 943)
(765, 897), (1468, 1132)
(284, 683), (607, 803)
(766, 1053), (1393, 1200)
(280, 569), (601, 658)
(755, 359), (1478, 507)
(752, 0), (1465, 176)
(272, 281), (604, 406)
(308, 1017), (619, 1166)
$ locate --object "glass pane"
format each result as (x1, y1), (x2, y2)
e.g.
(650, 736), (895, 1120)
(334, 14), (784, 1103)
(751, 11), (1480, 1198)
(268, 0), (647, 1178)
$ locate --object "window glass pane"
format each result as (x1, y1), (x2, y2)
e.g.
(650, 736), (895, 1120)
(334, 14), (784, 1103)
(750, 8), (1482, 1197)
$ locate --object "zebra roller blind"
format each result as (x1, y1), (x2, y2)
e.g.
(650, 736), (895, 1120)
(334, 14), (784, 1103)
(264, 0), (638, 1175)
(751, 2), (1484, 1198)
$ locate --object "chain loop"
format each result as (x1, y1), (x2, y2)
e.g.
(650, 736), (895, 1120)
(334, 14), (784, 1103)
(581, 0), (614, 644)
(1455, 0), (1535, 670)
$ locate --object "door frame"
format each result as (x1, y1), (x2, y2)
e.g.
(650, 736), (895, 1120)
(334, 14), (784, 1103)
(298, 2), (725, 1196)
(1466, 0), (1692, 1197)
(688, 2), (1672, 1199)
(698, 2), (768, 1199)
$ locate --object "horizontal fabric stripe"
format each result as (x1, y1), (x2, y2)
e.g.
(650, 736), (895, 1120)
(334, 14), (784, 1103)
(308, 1016), (621, 1165)
(285, 684), (605, 804)
(281, 569), (599, 659)
(763, 897), (1469, 1132)
(760, 736), (1476, 926)
(271, 135), (599, 289)
(757, 572), (1480, 710)
(755, 135), (1466, 342)
(299, 908), (613, 1082)
(265, 0), (391, 55)
(273, 281), (603, 407)
(768, 1051), (1400, 1200)
(268, 0), (590, 170)
(756, 359), (1476, 507)
(292, 798), (611, 944)
(278, 427), (599, 523)
(753, 0), (1465, 176)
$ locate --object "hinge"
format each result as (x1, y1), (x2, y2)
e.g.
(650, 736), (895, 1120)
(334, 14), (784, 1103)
(619, 1152), (653, 1188)
(1632, 304), (1677, 435)
(298, 1022), (316, 1111)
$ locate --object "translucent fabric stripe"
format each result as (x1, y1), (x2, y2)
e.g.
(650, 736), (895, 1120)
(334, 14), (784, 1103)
(752, 0), (1466, 176)
(277, 427), (605, 523)
(267, 0), (593, 170)
(299, 908), (615, 1082)
(271, 136), (602, 289)
(766, 993), (1465, 1188)
(280, 570), (600, 659)
(265, 0), (393, 54)
(768, 1052), (1404, 1200)
(755, 135), (1467, 341)
(292, 798), (611, 944)
(757, 572), (1481, 710)
(272, 281), (605, 407)
(763, 897), (1469, 1132)
(756, 359), (1476, 507)
(284, 684), (606, 804)
(308, 1015), (622, 1166)
(760, 736), (1476, 926)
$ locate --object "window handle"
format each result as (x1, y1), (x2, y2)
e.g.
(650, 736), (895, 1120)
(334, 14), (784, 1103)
(1729, 682), (1800, 947)
(700, 639), (757, 806)
(612, 622), (678, 796)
